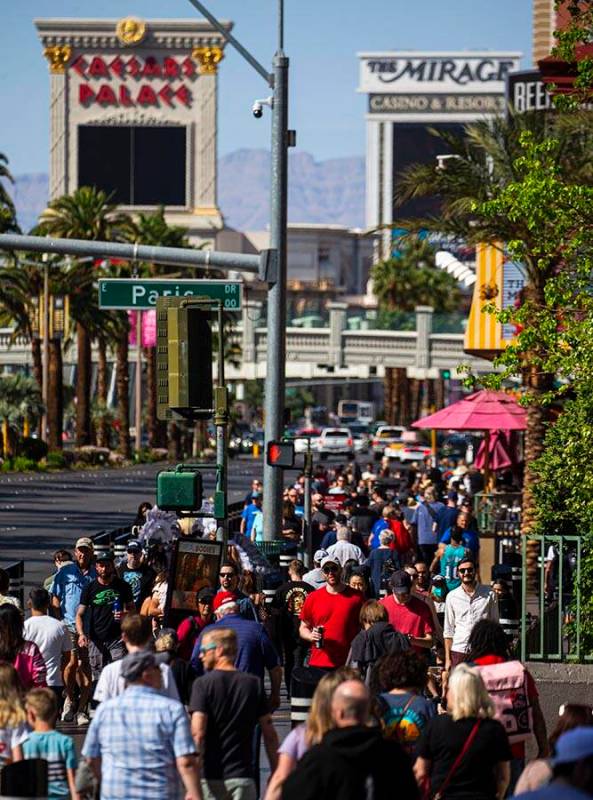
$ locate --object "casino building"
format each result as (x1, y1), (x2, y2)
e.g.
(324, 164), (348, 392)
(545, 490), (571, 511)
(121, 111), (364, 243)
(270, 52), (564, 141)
(357, 51), (521, 241)
(35, 17), (230, 245)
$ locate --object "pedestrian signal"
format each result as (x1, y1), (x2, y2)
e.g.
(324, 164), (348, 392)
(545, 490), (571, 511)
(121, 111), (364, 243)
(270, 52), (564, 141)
(266, 441), (295, 468)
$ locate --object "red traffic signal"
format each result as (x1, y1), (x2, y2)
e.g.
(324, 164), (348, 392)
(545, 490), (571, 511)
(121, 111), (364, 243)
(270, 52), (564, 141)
(266, 441), (295, 468)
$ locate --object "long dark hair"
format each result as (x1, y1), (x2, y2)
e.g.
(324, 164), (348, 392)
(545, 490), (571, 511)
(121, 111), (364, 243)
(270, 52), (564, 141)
(0, 604), (24, 662)
(465, 619), (510, 662)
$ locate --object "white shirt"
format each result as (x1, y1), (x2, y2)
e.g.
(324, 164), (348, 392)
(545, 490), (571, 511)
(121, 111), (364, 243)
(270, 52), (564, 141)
(23, 615), (71, 687)
(443, 583), (499, 653)
(94, 657), (180, 703)
(0, 723), (29, 766)
(326, 540), (366, 567)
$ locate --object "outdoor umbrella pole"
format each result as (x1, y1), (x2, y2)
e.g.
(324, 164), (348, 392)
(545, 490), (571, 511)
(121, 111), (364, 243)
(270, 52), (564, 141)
(484, 429), (491, 491)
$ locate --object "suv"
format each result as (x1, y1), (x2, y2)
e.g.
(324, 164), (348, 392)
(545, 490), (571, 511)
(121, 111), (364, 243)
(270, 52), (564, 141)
(371, 425), (406, 460)
(318, 428), (355, 459)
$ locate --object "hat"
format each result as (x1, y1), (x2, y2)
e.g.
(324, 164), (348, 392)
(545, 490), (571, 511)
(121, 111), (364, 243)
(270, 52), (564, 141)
(75, 537), (93, 550)
(126, 539), (142, 552)
(120, 651), (169, 683)
(447, 490), (458, 502)
(320, 555), (340, 570)
(552, 727), (593, 766)
(389, 570), (412, 593)
(213, 591), (239, 612)
(314, 549), (328, 564)
(95, 551), (115, 562)
(197, 587), (216, 603)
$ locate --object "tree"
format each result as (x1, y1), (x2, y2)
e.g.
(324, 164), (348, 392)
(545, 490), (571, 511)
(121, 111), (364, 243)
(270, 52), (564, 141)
(38, 187), (134, 447)
(0, 373), (44, 457)
(393, 112), (593, 530)
(0, 153), (19, 234)
(371, 237), (460, 425)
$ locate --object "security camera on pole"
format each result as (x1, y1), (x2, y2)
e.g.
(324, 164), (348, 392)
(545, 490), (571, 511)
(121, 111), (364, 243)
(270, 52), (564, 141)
(185, 0), (291, 543)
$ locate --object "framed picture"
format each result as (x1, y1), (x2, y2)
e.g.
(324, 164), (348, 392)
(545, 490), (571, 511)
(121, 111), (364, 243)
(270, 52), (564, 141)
(164, 538), (222, 628)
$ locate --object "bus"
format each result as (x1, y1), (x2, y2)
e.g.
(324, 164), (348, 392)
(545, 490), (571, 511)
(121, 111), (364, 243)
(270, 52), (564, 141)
(337, 400), (375, 425)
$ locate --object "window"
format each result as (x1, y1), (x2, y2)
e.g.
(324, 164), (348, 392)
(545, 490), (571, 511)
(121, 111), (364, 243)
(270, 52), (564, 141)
(78, 125), (186, 206)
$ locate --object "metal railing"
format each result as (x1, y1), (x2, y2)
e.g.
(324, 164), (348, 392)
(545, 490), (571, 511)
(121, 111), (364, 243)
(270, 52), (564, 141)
(474, 492), (522, 536)
(0, 561), (25, 607)
(520, 533), (589, 663)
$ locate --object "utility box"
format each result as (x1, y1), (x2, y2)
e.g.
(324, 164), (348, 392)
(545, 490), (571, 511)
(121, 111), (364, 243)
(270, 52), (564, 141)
(157, 465), (203, 512)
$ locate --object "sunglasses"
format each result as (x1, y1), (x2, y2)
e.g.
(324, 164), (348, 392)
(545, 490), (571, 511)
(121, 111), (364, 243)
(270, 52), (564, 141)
(219, 572), (235, 578)
(322, 565), (339, 574)
(458, 567), (475, 574)
(199, 642), (218, 655)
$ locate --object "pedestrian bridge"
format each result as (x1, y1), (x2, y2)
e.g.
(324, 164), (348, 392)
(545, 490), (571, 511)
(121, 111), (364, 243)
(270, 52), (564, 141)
(0, 303), (495, 382)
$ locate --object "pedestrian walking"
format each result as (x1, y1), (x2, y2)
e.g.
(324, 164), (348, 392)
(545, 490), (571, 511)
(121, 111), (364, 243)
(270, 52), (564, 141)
(216, 562), (258, 621)
(326, 527), (366, 568)
(347, 600), (410, 687)
(0, 603), (46, 689)
(177, 587), (215, 661)
(301, 550), (327, 590)
(118, 539), (155, 611)
(379, 570), (434, 654)
(443, 556), (498, 673)
(513, 727), (593, 799)
(82, 650), (201, 800)
(23, 588), (73, 711)
(414, 663), (511, 800)
(0, 662), (29, 767)
(23, 688), (79, 800)
(190, 627), (279, 800)
(282, 679), (418, 800)
(411, 487), (445, 565)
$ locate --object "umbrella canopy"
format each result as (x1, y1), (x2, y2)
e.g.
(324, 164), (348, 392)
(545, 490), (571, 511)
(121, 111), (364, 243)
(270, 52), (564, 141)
(412, 390), (527, 432)
(474, 429), (521, 471)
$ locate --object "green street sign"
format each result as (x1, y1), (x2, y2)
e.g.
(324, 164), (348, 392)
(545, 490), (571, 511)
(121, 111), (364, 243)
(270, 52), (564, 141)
(98, 278), (242, 310)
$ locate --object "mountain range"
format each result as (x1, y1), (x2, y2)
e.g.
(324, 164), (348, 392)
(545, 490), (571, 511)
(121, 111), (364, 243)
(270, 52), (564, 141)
(8, 149), (366, 233)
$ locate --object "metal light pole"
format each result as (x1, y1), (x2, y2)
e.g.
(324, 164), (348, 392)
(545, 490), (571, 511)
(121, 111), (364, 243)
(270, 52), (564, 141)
(41, 255), (49, 443)
(184, 0), (289, 542)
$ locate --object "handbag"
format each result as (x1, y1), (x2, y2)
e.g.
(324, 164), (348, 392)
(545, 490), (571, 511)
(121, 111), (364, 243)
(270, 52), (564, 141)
(432, 719), (481, 800)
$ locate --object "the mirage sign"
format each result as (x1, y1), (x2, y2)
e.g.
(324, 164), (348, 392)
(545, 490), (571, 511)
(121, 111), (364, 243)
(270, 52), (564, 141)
(358, 52), (521, 95)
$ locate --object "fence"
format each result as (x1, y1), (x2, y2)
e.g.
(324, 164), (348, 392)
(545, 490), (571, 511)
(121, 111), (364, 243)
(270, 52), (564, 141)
(520, 533), (589, 663)
(0, 560), (24, 607)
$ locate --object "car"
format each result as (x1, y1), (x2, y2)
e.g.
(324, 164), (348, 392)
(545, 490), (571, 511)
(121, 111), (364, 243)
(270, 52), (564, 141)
(240, 429), (265, 454)
(318, 427), (355, 459)
(371, 425), (406, 460)
(347, 423), (371, 454)
(391, 443), (433, 463)
(293, 427), (322, 454)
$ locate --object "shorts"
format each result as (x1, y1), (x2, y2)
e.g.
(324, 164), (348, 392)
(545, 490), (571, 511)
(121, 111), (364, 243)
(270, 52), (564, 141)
(88, 638), (126, 681)
(201, 779), (256, 800)
(66, 624), (90, 670)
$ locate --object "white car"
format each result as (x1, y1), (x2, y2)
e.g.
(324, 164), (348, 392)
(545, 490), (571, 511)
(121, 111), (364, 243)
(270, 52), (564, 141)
(318, 428), (355, 459)
(371, 425), (406, 460)
(293, 428), (322, 454)
(386, 442), (432, 463)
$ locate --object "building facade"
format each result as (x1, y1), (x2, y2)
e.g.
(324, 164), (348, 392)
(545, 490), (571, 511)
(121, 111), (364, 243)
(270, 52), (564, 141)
(35, 16), (230, 245)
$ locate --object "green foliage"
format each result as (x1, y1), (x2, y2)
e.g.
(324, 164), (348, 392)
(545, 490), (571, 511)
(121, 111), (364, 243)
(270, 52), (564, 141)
(16, 437), (48, 462)
(552, 1), (593, 109)
(0, 152), (19, 234)
(372, 237), (461, 313)
(46, 451), (67, 469)
(11, 456), (38, 472)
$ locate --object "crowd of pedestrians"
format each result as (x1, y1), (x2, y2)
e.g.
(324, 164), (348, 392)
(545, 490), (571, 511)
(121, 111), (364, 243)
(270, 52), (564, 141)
(0, 460), (591, 799)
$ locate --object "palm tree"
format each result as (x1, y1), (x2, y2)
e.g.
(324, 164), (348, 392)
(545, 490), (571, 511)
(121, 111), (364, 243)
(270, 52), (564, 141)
(392, 110), (593, 530)
(0, 153), (19, 234)
(372, 237), (460, 425)
(0, 373), (44, 457)
(37, 187), (134, 447)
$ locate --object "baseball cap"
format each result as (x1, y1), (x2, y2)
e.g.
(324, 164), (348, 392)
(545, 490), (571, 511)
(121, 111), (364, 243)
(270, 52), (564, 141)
(213, 591), (239, 612)
(314, 549), (328, 564)
(75, 537), (93, 550)
(197, 587), (216, 603)
(95, 551), (115, 562)
(389, 570), (412, 593)
(552, 727), (593, 766)
(126, 539), (142, 553)
(320, 555), (340, 570)
(121, 651), (169, 683)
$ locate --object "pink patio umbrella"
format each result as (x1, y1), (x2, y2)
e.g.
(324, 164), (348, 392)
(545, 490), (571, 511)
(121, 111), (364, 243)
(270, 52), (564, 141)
(412, 390), (527, 485)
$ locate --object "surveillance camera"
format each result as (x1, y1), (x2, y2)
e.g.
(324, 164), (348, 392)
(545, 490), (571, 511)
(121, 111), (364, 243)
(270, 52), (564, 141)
(252, 101), (263, 119)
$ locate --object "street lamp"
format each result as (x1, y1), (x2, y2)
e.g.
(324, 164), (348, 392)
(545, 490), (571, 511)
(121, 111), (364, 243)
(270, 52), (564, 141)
(185, 0), (289, 542)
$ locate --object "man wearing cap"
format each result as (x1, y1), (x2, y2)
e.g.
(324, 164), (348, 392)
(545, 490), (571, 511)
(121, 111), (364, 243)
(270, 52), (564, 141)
(177, 588), (215, 661)
(118, 539), (155, 612)
(240, 492), (263, 539)
(380, 570), (434, 654)
(83, 650), (201, 800)
(76, 551), (135, 720)
(49, 537), (96, 723)
(302, 550), (328, 589)
(516, 727), (593, 799)
(299, 556), (364, 669)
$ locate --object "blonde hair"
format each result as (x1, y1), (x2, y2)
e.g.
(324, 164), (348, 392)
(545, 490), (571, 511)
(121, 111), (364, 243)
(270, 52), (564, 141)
(25, 688), (57, 724)
(0, 662), (26, 728)
(448, 663), (495, 721)
(202, 627), (237, 660)
(305, 666), (358, 746)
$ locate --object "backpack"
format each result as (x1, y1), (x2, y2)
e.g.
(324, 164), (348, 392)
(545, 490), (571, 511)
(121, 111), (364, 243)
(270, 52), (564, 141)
(380, 555), (399, 588)
(475, 660), (533, 744)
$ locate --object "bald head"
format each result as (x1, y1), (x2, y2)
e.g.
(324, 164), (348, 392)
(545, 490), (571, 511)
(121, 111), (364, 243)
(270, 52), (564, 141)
(336, 526), (350, 542)
(331, 680), (369, 728)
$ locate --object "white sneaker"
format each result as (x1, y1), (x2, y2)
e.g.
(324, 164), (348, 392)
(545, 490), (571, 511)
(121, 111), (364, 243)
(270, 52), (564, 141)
(62, 698), (76, 723)
(76, 710), (90, 726)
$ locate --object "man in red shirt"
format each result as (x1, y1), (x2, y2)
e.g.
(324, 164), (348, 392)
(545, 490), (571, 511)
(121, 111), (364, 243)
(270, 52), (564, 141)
(380, 570), (434, 654)
(299, 556), (364, 669)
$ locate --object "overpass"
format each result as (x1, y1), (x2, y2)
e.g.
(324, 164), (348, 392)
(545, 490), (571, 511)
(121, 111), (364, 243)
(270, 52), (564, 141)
(0, 303), (495, 382)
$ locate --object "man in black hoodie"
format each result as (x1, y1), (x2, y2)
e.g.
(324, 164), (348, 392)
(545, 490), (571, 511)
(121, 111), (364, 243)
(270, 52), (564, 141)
(282, 679), (418, 800)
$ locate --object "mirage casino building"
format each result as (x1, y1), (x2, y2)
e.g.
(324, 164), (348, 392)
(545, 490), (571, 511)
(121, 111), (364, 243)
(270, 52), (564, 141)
(35, 17), (230, 244)
(357, 51), (521, 241)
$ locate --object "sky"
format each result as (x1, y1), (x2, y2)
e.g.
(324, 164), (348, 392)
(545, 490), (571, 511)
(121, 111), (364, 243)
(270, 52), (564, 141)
(1, 0), (532, 176)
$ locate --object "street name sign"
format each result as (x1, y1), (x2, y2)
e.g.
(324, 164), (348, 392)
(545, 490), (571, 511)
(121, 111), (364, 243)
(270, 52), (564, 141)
(98, 278), (242, 310)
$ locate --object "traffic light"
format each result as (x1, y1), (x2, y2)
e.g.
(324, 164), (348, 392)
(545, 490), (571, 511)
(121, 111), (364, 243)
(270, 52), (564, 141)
(266, 440), (295, 468)
(441, 369), (451, 380)
(156, 297), (213, 420)
(157, 465), (203, 512)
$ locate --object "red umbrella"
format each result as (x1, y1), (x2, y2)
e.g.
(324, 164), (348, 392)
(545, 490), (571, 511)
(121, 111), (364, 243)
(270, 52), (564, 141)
(412, 390), (527, 485)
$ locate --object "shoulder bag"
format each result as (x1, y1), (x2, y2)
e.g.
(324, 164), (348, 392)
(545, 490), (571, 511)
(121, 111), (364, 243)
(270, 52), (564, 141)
(432, 719), (481, 800)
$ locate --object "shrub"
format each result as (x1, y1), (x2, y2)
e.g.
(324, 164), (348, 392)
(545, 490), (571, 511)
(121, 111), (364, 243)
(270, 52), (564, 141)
(46, 451), (67, 469)
(11, 456), (38, 472)
(16, 437), (48, 462)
